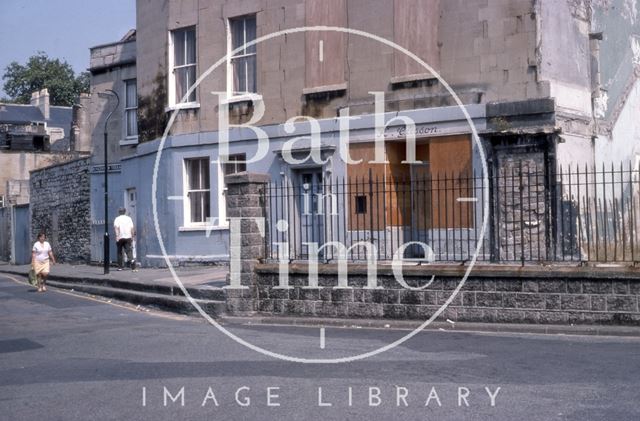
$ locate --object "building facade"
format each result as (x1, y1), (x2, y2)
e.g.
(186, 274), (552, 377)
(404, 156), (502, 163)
(0, 88), (91, 263)
(88, 0), (640, 267)
(87, 30), (139, 262)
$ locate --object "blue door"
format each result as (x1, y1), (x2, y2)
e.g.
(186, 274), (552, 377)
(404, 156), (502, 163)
(299, 170), (324, 258)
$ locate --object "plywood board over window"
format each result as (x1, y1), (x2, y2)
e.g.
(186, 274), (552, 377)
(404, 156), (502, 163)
(347, 141), (430, 230)
(347, 143), (386, 232)
(305, 0), (347, 89)
(393, 0), (441, 78)
(346, 135), (473, 231)
(429, 135), (473, 229)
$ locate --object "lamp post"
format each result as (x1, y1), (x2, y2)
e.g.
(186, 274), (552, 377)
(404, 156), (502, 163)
(100, 89), (119, 274)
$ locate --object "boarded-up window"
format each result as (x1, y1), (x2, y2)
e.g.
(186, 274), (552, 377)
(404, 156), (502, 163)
(428, 135), (472, 229)
(347, 143), (386, 231)
(305, 0), (346, 88)
(393, 0), (440, 78)
(347, 142), (430, 230)
(346, 135), (472, 230)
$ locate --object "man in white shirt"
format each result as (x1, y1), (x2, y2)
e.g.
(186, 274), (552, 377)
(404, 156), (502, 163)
(114, 208), (136, 271)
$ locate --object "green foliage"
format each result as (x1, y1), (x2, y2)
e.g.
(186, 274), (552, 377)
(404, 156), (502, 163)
(75, 71), (90, 97)
(1, 52), (89, 106)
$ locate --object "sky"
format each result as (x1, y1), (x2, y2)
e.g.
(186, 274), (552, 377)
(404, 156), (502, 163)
(0, 0), (136, 97)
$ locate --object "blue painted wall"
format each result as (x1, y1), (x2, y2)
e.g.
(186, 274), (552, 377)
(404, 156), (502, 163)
(107, 104), (487, 267)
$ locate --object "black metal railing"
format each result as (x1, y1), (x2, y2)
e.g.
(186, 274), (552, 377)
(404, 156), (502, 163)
(264, 161), (640, 265)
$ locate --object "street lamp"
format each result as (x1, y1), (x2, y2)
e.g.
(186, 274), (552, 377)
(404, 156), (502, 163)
(99, 89), (119, 274)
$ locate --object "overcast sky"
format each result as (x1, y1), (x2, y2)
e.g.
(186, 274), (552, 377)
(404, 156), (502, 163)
(0, 0), (136, 97)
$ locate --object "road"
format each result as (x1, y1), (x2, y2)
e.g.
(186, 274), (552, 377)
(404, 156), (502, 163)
(1, 273), (639, 421)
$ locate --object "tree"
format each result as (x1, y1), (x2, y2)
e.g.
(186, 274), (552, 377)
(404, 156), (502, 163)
(2, 52), (89, 106)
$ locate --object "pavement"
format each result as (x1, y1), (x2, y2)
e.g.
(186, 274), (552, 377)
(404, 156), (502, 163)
(1, 272), (639, 421)
(2, 262), (640, 338)
(0, 262), (229, 316)
(0, 261), (228, 289)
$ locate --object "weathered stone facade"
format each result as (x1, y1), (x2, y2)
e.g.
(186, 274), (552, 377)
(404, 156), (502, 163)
(136, 0), (550, 136)
(30, 157), (91, 262)
(495, 150), (549, 262)
(224, 172), (270, 314)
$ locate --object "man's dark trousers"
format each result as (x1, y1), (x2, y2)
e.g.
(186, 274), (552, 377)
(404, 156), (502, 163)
(117, 238), (134, 269)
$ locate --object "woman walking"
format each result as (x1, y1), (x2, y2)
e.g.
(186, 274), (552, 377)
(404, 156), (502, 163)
(31, 232), (56, 292)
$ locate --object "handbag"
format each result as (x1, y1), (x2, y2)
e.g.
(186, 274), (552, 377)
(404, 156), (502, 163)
(28, 269), (37, 286)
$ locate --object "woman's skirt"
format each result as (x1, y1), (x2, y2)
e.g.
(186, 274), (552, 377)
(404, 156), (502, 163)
(33, 260), (50, 276)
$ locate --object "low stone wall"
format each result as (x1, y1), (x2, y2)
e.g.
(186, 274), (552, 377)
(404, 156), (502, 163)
(223, 173), (640, 326)
(30, 157), (91, 262)
(226, 264), (640, 326)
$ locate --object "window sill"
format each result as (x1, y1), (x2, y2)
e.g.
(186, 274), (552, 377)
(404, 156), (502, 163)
(119, 137), (139, 146)
(178, 225), (229, 232)
(165, 102), (201, 112)
(302, 82), (348, 96)
(390, 73), (439, 88)
(222, 93), (262, 105)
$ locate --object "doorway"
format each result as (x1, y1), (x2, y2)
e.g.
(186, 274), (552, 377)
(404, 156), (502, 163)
(297, 169), (324, 258)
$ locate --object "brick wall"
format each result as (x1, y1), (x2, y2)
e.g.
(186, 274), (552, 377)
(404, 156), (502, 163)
(30, 157), (91, 262)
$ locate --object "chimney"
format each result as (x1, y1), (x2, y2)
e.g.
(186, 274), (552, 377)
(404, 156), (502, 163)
(70, 93), (92, 152)
(38, 88), (50, 120)
(29, 89), (50, 119)
(30, 91), (40, 106)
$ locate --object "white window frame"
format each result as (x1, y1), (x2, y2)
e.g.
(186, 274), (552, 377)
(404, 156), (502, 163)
(183, 157), (211, 227)
(121, 79), (138, 145)
(226, 15), (258, 100)
(0, 195), (4, 208)
(168, 27), (199, 109)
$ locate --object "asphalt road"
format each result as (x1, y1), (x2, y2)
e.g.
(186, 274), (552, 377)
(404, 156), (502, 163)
(1, 273), (639, 421)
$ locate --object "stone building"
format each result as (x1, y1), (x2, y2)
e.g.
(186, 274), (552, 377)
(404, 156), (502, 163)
(86, 0), (640, 267)
(0, 88), (91, 263)
(0, 88), (90, 207)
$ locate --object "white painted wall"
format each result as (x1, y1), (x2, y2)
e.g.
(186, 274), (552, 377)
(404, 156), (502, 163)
(595, 78), (640, 166)
(556, 134), (594, 167)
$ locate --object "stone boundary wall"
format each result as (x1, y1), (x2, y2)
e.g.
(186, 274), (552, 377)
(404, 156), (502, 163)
(228, 266), (640, 325)
(30, 157), (91, 262)
(224, 173), (640, 326)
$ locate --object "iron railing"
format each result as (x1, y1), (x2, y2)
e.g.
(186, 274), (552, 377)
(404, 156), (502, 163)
(264, 161), (640, 265)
